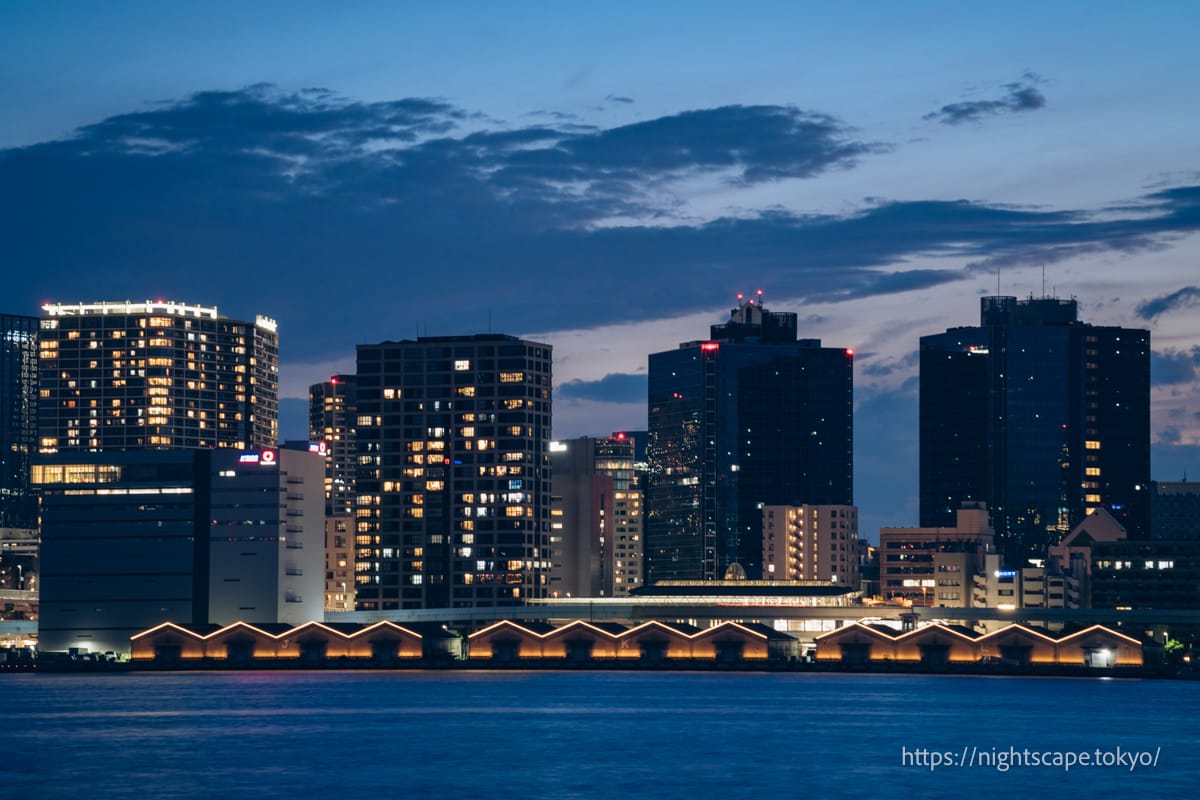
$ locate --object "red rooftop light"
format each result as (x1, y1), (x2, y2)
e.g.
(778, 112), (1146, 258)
(845, 348), (855, 357)
(700, 342), (720, 352)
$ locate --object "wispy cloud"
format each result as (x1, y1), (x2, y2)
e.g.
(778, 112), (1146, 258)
(557, 373), (647, 404)
(1151, 347), (1200, 386)
(1136, 285), (1200, 320)
(924, 74), (1047, 125)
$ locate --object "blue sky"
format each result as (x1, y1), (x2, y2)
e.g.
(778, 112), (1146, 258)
(3, 1), (1199, 538)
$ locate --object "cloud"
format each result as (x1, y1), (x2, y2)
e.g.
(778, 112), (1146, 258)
(860, 350), (920, 378)
(2, 84), (1199, 376)
(1151, 348), (1200, 386)
(924, 77), (1047, 125)
(557, 373), (647, 404)
(605, 95), (635, 104)
(1136, 286), (1200, 320)
(1157, 426), (1183, 445)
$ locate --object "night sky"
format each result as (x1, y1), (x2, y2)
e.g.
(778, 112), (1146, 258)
(4, 1), (1198, 539)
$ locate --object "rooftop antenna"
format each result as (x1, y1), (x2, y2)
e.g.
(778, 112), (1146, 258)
(756, 288), (765, 307)
(1042, 264), (1046, 298)
(996, 264), (1001, 297)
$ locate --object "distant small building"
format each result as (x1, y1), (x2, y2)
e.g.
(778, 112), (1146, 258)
(814, 622), (1143, 668)
(549, 434), (644, 598)
(130, 620), (425, 664)
(325, 516), (356, 613)
(1151, 480), (1200, 541)
(1090, 539), (1200, 610)
(879, 502), (994, 607)
(466, 619), (797, 663)
(762, 504), (859, 587)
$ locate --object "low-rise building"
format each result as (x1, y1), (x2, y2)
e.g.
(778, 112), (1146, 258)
(762, 504), (859, 587)
(35, 446), (325, 655)
(879, 502), (994, 607)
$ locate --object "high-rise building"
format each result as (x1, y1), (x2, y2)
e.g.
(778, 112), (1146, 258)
(549, 433), (644, 597)
(920, 296), (1150, 559)
(0, 313), (39, 531)
(354, 334), (552, 609)
(646, 297), (854, 582)
(34, 445), (324, 655)
(309, 374), (357, 517)
(37, 301), (279, 453)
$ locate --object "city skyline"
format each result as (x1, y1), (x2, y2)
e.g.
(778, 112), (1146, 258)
(3, 2), (1199, 540)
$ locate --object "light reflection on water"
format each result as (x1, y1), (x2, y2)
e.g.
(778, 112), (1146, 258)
(2, 671), (1197, 800)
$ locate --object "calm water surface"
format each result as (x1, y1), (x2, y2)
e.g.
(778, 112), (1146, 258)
(1, 670), (1196, 799)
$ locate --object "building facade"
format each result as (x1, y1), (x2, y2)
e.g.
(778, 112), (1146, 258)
(1151, 481), (1200, 541)
(920, 296), (1150, 559)
(549, 433), (644, 598)
(0, 313), (39, 531)
(309, 374), (357, 517)
(0, 313), (40, 599)
(325, 515), (356, 612)
(38, 301), (279, 453)
(354, 334), (552, 609)
(647, 298), (853, 582)
(762, 504), (859, 587)
(879, 503), (995, 607)
(34, 447), (324, 655)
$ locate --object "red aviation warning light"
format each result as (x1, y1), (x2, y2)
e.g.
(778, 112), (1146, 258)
(845, 348), (855, 357)
(700, 342), (720, 352)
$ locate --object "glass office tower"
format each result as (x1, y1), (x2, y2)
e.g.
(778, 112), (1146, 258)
(647, 299), (853, 582)
(0, 314), (39, 530)
(920, 296), (1150, 560)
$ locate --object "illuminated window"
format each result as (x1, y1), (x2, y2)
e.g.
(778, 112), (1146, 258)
(499, 371), (524, 383)
(1085, 440), (1101, 450)
(1085, 467), (1102, 476)
(454, 360), (471, 371)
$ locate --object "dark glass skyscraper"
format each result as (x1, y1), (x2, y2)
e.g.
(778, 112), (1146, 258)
(920, 296), (1150, 560)
(0, 314), (39, 530)
(646, 299), (853, 582)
